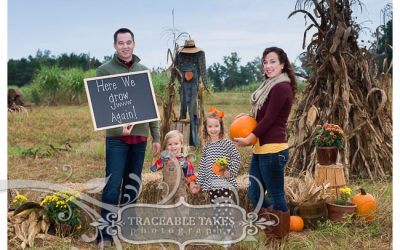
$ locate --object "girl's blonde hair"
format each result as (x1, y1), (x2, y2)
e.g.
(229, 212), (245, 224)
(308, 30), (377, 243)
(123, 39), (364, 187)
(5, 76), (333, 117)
(203, 112), (225, 142)
(162, 130), (184, 150)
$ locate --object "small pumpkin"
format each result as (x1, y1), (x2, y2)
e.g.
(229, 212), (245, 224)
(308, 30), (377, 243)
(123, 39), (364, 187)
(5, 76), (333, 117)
(229, 115), (257, 145)
(351, 188), (377, 222)
(290, 215), (304, 232)
(212, 163), (224, 176)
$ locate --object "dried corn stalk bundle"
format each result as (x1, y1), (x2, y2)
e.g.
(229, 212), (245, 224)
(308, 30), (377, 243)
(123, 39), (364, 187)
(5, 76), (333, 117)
(8, 205), (50, 249)
(287, 0), (392, 180)
(285, 171), (330, 206)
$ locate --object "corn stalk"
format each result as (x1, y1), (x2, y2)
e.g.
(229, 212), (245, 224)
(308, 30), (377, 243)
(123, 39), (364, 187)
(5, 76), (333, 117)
(287, 0), (392, 180)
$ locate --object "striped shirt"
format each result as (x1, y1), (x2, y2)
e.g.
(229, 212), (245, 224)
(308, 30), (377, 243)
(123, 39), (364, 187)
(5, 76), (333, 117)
(196, 139), (241, 192)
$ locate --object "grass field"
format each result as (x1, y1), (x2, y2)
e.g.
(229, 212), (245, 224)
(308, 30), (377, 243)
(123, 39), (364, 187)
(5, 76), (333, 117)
(8, 92), (392, 249)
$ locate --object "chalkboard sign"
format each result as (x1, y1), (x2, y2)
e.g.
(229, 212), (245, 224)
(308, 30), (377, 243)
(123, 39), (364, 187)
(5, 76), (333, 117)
(84, 70), (160, 131)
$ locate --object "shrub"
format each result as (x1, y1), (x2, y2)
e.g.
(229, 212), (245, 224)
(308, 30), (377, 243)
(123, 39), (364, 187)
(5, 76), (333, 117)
(151, 70), (169, 95)
(62, 68), (85, 104)
(31, 66), (63, 105)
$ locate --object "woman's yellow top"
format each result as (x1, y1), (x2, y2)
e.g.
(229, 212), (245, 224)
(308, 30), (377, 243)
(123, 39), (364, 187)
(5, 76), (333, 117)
(253, 140), (288, 154)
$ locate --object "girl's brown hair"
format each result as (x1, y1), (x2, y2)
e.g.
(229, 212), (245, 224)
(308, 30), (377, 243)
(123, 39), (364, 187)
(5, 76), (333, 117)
(203, 112), (225, 142)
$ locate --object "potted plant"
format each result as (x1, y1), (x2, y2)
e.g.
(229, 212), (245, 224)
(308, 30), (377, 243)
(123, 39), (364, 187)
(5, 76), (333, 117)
(326, 187), (356, 222)
(313, 123), (345, 165)
(40, 190), (82, 237)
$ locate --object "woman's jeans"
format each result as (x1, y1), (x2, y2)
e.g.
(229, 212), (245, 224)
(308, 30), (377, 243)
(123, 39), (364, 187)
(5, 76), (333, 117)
(99, 137), (147, 241)
(248, 149), (289, 211)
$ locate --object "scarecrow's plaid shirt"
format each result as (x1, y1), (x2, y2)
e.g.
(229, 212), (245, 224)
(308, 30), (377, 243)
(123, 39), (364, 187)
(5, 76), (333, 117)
(176, 50), (208, 87)
(196, 50), (208, 86)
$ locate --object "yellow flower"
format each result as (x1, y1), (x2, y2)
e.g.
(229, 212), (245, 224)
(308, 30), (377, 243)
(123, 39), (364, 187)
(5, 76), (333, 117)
(222, 157), (227, 164)
(342, 187), (352, 195)
(215, 157), (228, 167)
(336, 186), (353, 205)
(41, 195), (54, 206)
(15, 195), (28, 202)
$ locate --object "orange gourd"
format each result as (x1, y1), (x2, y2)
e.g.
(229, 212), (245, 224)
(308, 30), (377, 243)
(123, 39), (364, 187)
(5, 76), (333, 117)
(212, 163), (224, 176)
(351, 188), (377, 222)
(229, 115), (257, 145)
(290, 216), (304, 232)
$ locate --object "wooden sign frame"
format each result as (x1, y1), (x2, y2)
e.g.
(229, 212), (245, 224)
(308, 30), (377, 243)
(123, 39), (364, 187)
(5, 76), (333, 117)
(84, 70), (160, 131)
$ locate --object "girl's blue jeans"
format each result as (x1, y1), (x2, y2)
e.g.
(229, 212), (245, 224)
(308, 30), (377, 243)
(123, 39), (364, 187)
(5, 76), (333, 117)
(248, 149), (289, 211)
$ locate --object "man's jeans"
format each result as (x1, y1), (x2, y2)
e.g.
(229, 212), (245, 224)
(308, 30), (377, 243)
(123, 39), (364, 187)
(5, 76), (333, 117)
(248, 149), (289, 211)
(99, 137), (147, 241)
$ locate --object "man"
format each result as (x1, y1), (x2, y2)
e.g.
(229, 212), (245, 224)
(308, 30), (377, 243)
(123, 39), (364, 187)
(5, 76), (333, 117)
(96, 28), (161, 247)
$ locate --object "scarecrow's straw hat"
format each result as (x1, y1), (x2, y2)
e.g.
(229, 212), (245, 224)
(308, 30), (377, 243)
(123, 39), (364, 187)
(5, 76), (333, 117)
(179, 39), (202, 53)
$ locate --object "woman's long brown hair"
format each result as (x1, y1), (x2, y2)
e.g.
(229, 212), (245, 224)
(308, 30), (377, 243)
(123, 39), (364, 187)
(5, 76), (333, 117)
(261, 47), (297, 97)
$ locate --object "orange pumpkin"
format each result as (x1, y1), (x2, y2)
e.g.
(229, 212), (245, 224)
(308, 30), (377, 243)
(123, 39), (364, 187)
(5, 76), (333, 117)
(351, 188), (377, 222)
(229, 115), (257, 145)
(212, 163), (224, 176)
(290, 216), (304, 232)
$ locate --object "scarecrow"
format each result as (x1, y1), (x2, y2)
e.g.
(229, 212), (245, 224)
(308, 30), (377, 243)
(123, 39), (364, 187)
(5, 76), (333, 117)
(175, 39), (207, 146)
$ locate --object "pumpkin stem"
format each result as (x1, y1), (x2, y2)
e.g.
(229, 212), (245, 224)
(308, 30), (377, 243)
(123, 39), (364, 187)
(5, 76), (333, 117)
(293, 206), (299, 216)
(360, 188), (366, 195)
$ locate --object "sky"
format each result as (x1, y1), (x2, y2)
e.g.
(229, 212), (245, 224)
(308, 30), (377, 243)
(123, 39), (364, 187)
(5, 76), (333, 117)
(2, 0), (398, 249)
(7, 0), (390, 68)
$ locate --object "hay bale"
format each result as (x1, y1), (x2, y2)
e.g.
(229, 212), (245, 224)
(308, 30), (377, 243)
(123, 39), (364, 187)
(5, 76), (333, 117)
(139, 174), (299, 212)
(139, 173), (254, 210)
(139, 173), (209, 205)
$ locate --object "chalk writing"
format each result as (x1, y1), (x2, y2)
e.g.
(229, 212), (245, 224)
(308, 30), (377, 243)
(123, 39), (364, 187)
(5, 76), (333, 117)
(111, 106), (137, 124)
(109, 92), (132, 110)
(121, 75), (136, 87)
(96, 79), (117, 92)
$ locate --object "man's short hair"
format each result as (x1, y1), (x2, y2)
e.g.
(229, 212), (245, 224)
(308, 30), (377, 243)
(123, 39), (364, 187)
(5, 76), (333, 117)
(114, 28), (134, 43)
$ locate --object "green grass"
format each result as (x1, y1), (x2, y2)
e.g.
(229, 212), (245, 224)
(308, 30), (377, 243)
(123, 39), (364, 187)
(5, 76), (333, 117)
(204, 91), (251, 106)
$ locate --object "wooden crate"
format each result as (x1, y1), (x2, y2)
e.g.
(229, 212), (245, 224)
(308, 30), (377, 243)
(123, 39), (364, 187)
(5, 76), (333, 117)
(315, 163), (346, 198)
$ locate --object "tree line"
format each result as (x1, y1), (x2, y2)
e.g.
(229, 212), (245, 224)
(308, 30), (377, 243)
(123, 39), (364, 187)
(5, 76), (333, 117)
(207, 52), (263, 91)
(8, 49), (102, 87)
(8, 49), (263, 90)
